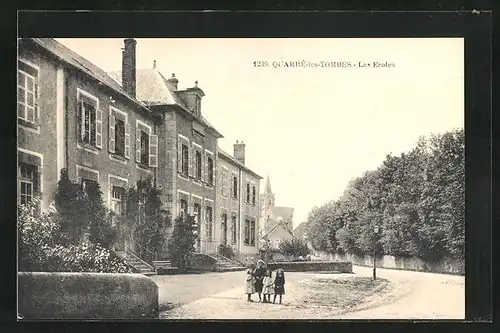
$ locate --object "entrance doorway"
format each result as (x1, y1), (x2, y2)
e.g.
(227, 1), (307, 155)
(221, 213), (228, 245)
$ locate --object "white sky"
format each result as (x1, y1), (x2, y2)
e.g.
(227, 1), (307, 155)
(56, 38), (464, 228)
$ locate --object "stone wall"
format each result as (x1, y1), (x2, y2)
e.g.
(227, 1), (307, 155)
(314, 250), (464, 275)
(18, 272), (159, 319)
(267, 261), (352, 273)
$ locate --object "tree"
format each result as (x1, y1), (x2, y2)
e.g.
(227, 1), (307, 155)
(278, 238), (311, 259)
(124, 177), (169, 261)
(168, 214), (197, 272)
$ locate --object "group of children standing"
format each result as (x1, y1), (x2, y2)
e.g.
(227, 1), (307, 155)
(245, 260), (285, 304)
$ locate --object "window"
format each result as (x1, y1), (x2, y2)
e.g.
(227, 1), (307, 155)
(180, 199), (188, 216)
(252, 186), (256, 206)
(140, 131), (149, 165)
(244, 219), (250, 245)
(19, 163), (36, 205)
(82, 101), (96, 145)
(115, 118), (126, 156)
(111, 186), (125, 216)
(195, 151), (202, 179)
(17, 60), (39, 124)
(181, 144), (189, 176)
(207, 157), (214, 185)
(231, 215), (237, 245)
(246, 183), (250, 203)
(221, 213), (228, 244)
(250, 220), (256, 246)
(193, 203), (201, 226)
(221, 169), (228, 197)
(205, 206), (213, 240)
(232, 175), (238, 199)
(81, 178), (98, 194)
(136, 122), (157, 167)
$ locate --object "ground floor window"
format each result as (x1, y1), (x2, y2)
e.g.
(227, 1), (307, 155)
(180, 199), (188, 217)
(111, 186), (126, 216)
(19, 162), (36, 205)
(205, 206), (213, 240)
(244, 219), (250, 245)
(231, 215), (237, 245)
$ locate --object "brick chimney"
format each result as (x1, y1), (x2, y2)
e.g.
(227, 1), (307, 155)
(233, 140), (246, 165)
(122, 38), (137, 98)
(167, 73), (179, 91)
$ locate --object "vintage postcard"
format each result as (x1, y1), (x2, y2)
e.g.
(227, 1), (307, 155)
(17, 36), (465, 320)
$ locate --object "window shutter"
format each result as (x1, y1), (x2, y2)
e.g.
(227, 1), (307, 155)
(188, 145), (193, 177)
(203, 152), (208, 183)
(79, 100), (85, 141)
(124, 122), (131, 159)
(108, 111), (115, 153)
(149, 134), (158, 167)
(135, 127), (141, 163)
(177, 138), (182, 173)
(211, 157), (215, 186)
(95, 108), (102, 148)
(34, 81), (39, 121)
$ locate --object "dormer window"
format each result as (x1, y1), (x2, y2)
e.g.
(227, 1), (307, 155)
(196, 96), (201, 114)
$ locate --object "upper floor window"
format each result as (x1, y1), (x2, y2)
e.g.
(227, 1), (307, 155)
(181, 144), (189, 177)
(77, 90), (102, 149)
(135, 121), (157, 167)
(252, 185), (256, 206)
(18, 162), (36, 206)
(195, 150), (202, 180)
(109, 108), (130, 159)
(246, 183), (250, 203)
(221, 169), (228, 197)
(232, 175), (238, 199)
(17, 60), (39, 124)
(207, 157), (214, 185)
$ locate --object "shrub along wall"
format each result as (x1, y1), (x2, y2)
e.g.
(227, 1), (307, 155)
(267, 261), (352, 273)
(18, 272), (159, 319)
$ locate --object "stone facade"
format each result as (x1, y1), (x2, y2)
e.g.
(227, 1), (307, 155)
(215, 145), (262, 258)
(17, 38), (263, 260)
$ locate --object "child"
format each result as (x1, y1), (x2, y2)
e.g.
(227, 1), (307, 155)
(273, 268), (285, 304)
(262, 269), (275, 303)
(244, 268), (256, 302)
(253, 260), (266, 302)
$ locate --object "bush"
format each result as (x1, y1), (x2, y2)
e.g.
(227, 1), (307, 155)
(168, 215), (197, 272)
(218, 244), (235, 259)
(278, 238), (311, 259)
(18, 199), (132, 273)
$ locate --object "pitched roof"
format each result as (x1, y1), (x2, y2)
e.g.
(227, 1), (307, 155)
(293, 222), (308, 239)
(262, 219), (295, 239)
(272, 206), (294, 220)
(30, 38), (150, 113)
(109, 69), (223, 138)
(217, 147), (263, 180)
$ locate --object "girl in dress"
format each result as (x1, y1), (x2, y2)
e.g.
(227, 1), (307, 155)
(244, 268), (256, 302)
(262, 269), (275, 303)
(273, 268), (285, 304)
(253, 260), (266, 302)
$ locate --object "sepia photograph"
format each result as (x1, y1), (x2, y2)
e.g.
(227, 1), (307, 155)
(17, 36), (465, 320)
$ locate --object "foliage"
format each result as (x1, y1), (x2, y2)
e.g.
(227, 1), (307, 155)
(168, 215), (197, 272)
(306, 129), (465, 262)
(278, 238), (311, 259)
(124, 177), (169, 261)
(218, 244), (235, 259)
(54, 169), (117, 248)
(18, 199), (132, 273)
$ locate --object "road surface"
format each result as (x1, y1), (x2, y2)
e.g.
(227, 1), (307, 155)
(152, 265), (464, 319)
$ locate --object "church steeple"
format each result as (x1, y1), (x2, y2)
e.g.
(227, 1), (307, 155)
(260, 173), (275, 217)
(264, 173), (273, 194)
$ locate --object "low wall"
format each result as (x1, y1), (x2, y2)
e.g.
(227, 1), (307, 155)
(314, 251), (464, 275)
(190, 253), (219, 271)
(18, 272), (159, 319)
(267, 261), (352, 273)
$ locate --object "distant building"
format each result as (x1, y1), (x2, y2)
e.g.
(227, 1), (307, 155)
(215, 142), (263, 259)
(293, 222), (308, 241)
(259, 175), (295, 248)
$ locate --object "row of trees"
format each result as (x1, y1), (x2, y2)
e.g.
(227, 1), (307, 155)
(306, 129), (465, 263)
